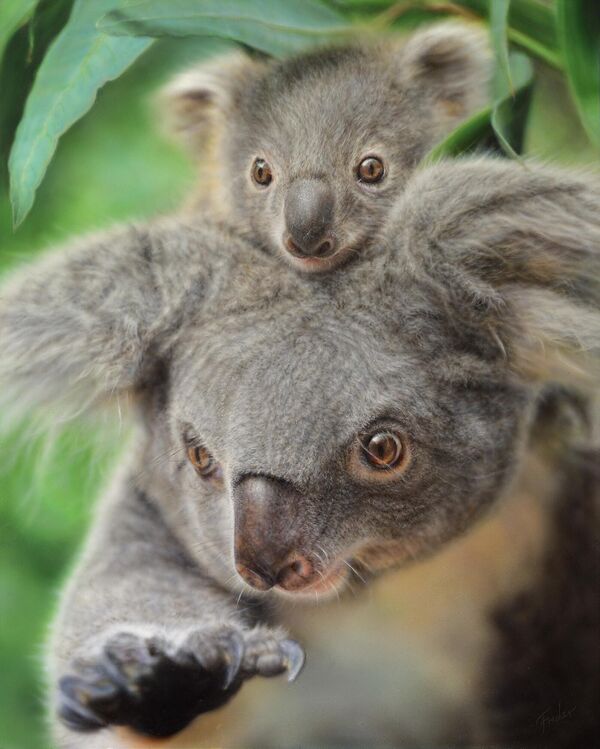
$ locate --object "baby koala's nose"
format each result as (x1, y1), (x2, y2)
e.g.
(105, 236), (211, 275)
(283, 178), (336, 258)
(233, 474), (316, 592)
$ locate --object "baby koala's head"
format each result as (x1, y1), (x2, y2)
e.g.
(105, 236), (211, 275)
(163, 23), (491, 272)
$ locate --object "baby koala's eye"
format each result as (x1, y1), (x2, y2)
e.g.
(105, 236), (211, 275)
(251, 158), (273, 187)
(361, 431), (404, 469)
(187, 444), (222, 480)
(356, 156), (385, 185)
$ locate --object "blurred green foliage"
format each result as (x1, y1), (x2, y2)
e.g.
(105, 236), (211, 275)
(0, 1), (598, 747)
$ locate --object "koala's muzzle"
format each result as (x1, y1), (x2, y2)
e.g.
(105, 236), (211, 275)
(283, 179), (336, 258)
(233, 475), (315, 592)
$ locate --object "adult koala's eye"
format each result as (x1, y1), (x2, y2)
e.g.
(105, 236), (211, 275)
(361, 431), (404, 469)
(251, 158), (273, 187)
(356, 156), (385, 184)
(187, 444), (221, 479)
(349, 429), (410, 481)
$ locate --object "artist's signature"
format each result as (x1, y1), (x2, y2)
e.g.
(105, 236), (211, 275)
(537, 703), (577, 732)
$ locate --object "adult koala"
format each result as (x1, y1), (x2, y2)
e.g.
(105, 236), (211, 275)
(0, 158), (598, 749)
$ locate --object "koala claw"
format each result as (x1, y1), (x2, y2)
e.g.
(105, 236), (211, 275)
(58, 675), (111, 732)
(218, 630), (245, 690)
(57, 627), (304, 738)
(280, 639), (306, 682)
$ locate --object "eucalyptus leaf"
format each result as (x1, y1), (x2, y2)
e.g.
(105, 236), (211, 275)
(442, 0), (560, 68)
(319, 1), (562, 68)
(8, 0), (152, 227)
(490, 0), (512, 96)
(556, 0), (600, 148)
(491, 52), (534, 157)
(0, 0), (74, 184)
(423, 107), (494, 163)
(0, 0), (39, 66)
(99, 0), (351, 57)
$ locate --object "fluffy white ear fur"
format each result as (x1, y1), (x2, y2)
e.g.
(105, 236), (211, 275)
(506, 288), (600, 389)
(399, 21), (492, 126)
(159, 51), (265, 151)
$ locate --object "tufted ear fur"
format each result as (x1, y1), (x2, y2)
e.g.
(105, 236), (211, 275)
(391, 158), (600, 396)
(159, 51), (266, 154)
(399, 21), (492, 137)
(0, 218), (230, 428)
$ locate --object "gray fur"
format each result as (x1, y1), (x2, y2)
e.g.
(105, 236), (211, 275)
(0, 157), (598, 747)
(164, 22), (492, 272)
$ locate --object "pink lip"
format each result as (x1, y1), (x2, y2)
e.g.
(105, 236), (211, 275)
(286, 248), (354, 274)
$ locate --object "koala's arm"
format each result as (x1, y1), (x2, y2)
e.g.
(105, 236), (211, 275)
(50, 477), (302, 744)
(0, 217), (235, 423)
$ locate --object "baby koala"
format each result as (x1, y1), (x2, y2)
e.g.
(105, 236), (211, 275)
(164, 22), (491, 272)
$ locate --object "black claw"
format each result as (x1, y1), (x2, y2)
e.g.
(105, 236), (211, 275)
(57, 628), (300, 737)
(279, 639), (306, 682)
(58, 702), (106, 733)
(58, 677), (108, 732)
(221, 631), (245, 690)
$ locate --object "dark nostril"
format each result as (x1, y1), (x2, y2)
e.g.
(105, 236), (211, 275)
(315, 238), (335, 257)
(285, 236), (306, 258)
(236, 562), (275, 592)
(283, 235), (336, 259)
(276, 555), (314, 589)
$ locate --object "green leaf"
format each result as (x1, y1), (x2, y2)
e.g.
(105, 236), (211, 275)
(358, 0), (562, 69)
(490, 51), (533, 157)
(8, 0), (152, 227)
(99, 0), (351, 57)
(331, 1), (562, 68)
(0, 0), (74, 183)
(0, 0), (39, 67)
(556, 0), (600, 148)
(490, 0), (512, 96)
(423, 106), (494, 163)
(425, 51), (533, 163)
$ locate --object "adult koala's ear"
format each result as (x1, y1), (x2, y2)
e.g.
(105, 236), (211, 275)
(0, 218), (227, 427)
(160, 50), (266, 154)
(399, 22), (492, 134)
(392, 158), (600, 391)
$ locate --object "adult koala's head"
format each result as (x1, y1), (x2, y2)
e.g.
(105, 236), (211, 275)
(162, 23), (491, 273)
(1, 159), (598, 601)
(167, 270), (526, 595)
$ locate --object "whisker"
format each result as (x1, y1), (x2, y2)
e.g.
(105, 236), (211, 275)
(343, 559), (367, 585)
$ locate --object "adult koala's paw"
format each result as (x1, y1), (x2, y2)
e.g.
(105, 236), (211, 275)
(57, 626), (304, 738)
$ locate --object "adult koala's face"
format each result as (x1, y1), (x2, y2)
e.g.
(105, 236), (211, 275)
(158, 257), (529, 600)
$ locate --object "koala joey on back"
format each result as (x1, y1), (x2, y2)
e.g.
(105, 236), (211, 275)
(0, 157), (598, 748)
(163, 22), (491, 273)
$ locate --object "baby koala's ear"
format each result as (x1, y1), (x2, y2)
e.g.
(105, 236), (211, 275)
(399, 21), (492, 133)
(160, 50), (266, 153)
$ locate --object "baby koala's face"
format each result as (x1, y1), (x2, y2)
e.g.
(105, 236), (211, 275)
(225, 47), (425, 273)
(165, 23), (490, 273)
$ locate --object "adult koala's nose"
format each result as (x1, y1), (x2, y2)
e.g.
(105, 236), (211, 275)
(233, 475), (315, 592)
(283, 178), (336, 258)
